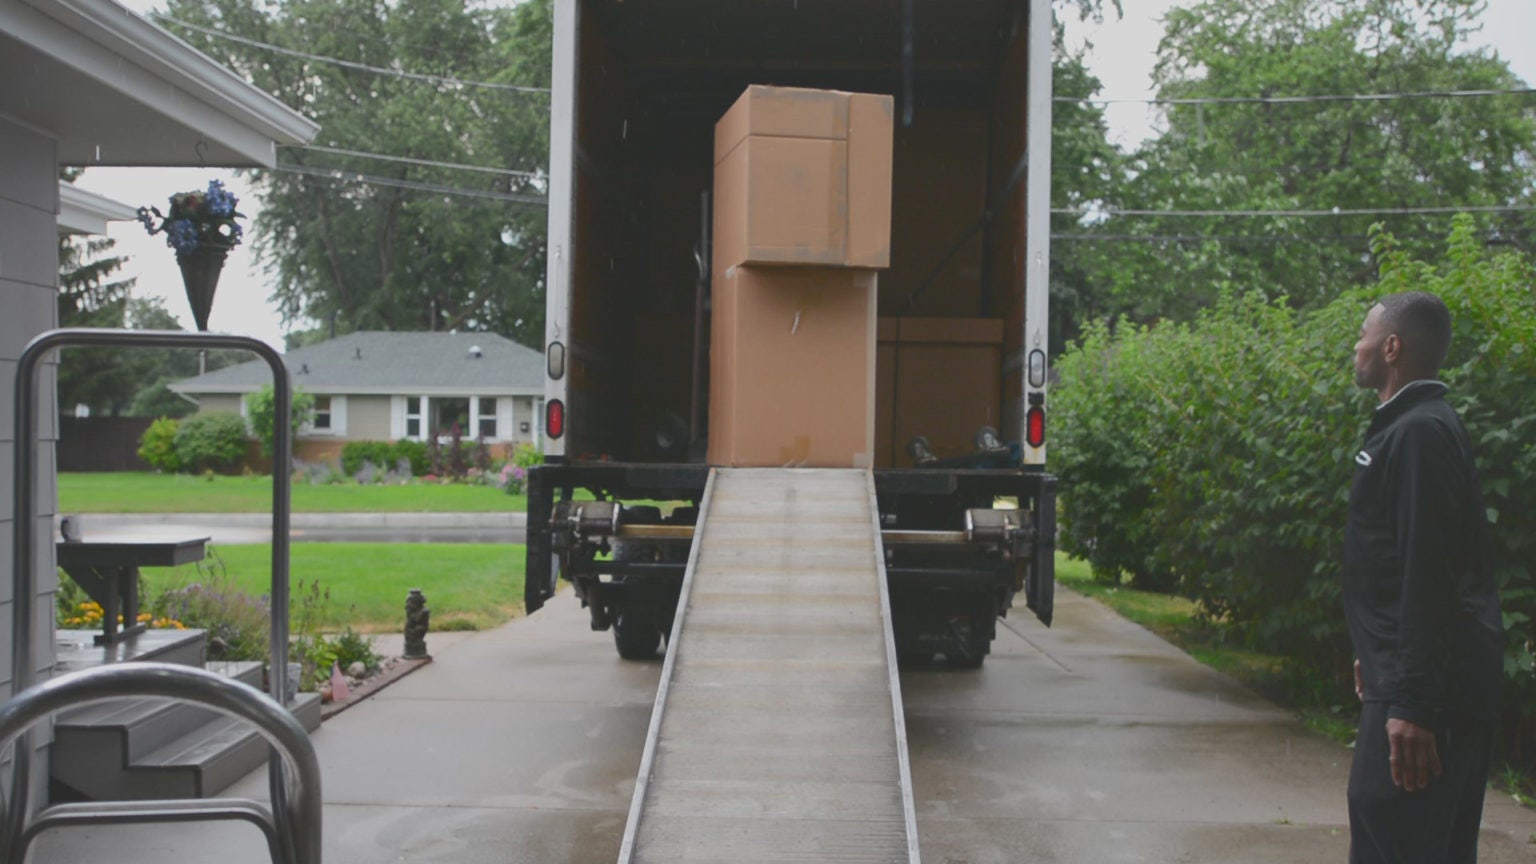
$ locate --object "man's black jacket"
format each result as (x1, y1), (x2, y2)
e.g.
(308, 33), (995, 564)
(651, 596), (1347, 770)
(1344, 380), (1503, 731)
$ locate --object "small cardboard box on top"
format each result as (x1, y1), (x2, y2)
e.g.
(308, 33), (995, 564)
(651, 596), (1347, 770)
(713, 85), (894, 270)
(708, 266), (879, 467)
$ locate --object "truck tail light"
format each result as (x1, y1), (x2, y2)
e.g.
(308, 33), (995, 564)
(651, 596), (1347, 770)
(546, 399), (565, 439)
(1026, 406), (1045, 448)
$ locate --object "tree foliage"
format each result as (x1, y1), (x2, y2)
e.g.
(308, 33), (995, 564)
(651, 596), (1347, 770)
(1053, 216), (1536, 757)
(244, 383), (316, 459)
(57, 181), (138, 416)
(159, 0), (553, 345)
(1066, 0), (1536, 327)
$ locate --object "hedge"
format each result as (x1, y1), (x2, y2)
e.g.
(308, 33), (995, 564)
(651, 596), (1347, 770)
(1053, 216), (1536, 755)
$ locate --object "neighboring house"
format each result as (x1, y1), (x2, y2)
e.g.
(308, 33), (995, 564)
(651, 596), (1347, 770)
(1, 0), (316, 802)
(170, 331), (547, 463)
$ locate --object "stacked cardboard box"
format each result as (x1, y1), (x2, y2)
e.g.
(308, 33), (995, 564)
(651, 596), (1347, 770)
(875, 318), (1006, 468)
(708, 85), (894, 467)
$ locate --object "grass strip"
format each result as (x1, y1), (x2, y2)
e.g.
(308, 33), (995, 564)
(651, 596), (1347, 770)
(138, 542), (527, 633)
(1056, 554), (1360, 744)
(60, 472), (528, 513)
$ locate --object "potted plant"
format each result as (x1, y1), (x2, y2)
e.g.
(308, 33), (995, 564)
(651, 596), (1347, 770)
(138, 180), (245, 331)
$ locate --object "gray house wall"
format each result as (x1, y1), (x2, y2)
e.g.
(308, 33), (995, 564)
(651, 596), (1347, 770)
(0, 114), (61, 799)
(198, 394), (244, 415)
(348, 395), (391, 439)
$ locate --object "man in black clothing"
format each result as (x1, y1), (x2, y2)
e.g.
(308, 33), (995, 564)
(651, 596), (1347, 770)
(1345, 291), (1504, 864)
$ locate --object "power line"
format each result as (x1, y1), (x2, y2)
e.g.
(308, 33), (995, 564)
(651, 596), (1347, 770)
(290, 144), (544, 179)
(1052, 204), (1536, 218)
(153, 14), (551, 96)
(273, 162), (548, 205)
(1058, 87), (1536, 106)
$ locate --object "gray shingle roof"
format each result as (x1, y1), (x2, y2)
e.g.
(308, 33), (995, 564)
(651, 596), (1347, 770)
(171, 331), (544, 396)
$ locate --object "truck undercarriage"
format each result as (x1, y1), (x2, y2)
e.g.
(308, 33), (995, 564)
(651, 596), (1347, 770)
(525, 462), (1055, 666)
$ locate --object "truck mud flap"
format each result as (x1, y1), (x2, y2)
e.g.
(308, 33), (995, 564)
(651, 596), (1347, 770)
(524, 464), (557, 613)
(1025, 475), (1056, 627)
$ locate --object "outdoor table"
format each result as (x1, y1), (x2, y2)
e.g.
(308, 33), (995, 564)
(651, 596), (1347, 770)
(56, 534), (209, 645)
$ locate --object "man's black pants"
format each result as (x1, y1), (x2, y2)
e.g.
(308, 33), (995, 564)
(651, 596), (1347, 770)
(1349, 702), (1496, 864)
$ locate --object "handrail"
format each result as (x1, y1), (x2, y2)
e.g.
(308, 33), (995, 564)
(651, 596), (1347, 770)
(9, 329), (294, 843)
(0, 663), (322, 864)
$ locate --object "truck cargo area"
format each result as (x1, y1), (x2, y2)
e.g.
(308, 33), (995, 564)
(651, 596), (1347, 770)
(618, 468), (919, 864)
(558, 0), (1043, 465)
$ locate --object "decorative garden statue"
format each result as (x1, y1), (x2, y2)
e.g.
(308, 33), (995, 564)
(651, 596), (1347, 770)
(404, 589), (431, 659)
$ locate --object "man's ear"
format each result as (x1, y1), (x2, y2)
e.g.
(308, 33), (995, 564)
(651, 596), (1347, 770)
(1381, 333), (1402, 365)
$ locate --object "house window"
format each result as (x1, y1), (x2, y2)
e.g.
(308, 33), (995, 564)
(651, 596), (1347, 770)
(478, 397), (498, 439)
(433, 397), (470, 438)
(313, 396), (332, 430)
(406, 396), (424, 438)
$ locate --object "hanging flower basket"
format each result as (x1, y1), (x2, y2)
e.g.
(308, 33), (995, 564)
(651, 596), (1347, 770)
(139, 180), (245, 332)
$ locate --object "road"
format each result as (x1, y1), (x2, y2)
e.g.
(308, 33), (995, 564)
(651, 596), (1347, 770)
(35, 585), (1536, 863)
(61, 513), (528, 545)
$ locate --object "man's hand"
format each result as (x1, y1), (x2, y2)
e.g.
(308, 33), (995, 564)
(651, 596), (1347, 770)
(1386, 718), (1441, 792)
(1354, 659), (1363, 702)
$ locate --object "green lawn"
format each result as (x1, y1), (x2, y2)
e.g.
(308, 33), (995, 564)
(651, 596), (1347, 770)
(1055, 554), (1359, 744)
(60, 472), (528, 513)
(137, 543), (527, 633)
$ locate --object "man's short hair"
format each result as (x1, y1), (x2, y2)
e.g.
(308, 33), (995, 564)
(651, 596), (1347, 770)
(1379, 291), (1452, 374)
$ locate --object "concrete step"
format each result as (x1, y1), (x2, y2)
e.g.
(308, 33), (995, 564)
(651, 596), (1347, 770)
(50, 662), (320, 802)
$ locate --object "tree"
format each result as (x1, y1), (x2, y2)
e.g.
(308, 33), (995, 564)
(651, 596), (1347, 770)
(1076, 0), (1536, 323)
(120, 298), (248, 418)
(57, 170), (139, 417)
(159, 0), (553, 346)
(244, 383), (316, 459)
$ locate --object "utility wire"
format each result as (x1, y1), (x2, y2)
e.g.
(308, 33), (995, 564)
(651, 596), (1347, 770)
(1052, 204), (1536, 218)
(290, 144), (544, 179)
(153, 14), (551, 96)
(1058, 87), (1536, 106)
(274, 162), (549, 205)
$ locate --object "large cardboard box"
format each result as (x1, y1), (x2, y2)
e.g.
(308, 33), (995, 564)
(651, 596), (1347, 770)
(874, 317), (1005, 467)
(714, 85), (894, 270)
(708, 266), (878, 467)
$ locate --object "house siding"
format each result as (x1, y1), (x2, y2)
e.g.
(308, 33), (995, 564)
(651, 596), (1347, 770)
(344, 395), (392, 440)
(199, 394), (245, 415)
(0, 115), (61, 800)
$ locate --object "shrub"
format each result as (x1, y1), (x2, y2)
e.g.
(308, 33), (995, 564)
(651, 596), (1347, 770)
(1052, 216), (1536, 759)
(244, 383), (315, 459)
(137, 416), (182, 473)
(391, 439), (429, 476)
(150, 552), (270, 661)
(341, 441), (393, 477)
(511, 442), (543, 469)
(173, 412), (249, 474)
(331, 627), (381, 673)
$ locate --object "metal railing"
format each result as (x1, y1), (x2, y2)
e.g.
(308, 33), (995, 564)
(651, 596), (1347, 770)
(6, 328), (313, 861)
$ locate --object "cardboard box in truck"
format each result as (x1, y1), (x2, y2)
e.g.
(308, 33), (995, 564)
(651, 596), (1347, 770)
(707, 266), (878, 467)
(713, 85), (894, 270)
(875, 317), (1005, 467)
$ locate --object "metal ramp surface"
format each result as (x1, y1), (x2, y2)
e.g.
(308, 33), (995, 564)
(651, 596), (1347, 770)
(619, 468), (920, 864)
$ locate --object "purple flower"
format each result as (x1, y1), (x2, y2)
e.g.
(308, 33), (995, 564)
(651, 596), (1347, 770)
(205, 179), (238, 217)
(166, 219), (200, 254)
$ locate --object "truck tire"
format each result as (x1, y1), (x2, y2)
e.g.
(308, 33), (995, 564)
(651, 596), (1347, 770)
(943, 614), (988, 669)
(613, 606), (662, 660)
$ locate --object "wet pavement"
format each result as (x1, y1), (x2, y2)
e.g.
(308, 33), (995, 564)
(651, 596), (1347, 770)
(30, 586), (1536, 863)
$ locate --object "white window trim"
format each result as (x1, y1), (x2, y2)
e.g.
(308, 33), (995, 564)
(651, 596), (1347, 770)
(302, 395), (347, 437)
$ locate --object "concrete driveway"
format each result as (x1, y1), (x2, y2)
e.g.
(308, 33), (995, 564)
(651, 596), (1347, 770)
(30, 587), (1536, 863)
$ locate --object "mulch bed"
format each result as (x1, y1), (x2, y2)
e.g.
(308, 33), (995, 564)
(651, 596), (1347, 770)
(318, 655), (432, 720)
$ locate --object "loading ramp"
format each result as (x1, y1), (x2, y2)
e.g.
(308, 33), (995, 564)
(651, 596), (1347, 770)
(618, 468), (920, 864)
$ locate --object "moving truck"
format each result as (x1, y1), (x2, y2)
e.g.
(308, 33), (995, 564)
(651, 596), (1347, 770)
(525, 0), (1057, 667)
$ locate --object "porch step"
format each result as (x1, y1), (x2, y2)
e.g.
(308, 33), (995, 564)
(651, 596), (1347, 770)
(54, 627), (207, 674)
(51, 661), (322, 802)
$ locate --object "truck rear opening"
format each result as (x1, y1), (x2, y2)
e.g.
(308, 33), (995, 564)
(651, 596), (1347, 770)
(546, 0), (1050, 467)
(531, 0), (1057, 669)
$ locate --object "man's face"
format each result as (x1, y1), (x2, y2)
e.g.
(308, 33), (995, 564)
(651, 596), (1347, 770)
(1354, 304), (1389, 390)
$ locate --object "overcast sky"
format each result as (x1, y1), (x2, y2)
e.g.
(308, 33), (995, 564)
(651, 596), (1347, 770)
(75, 0), (1536, 351)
